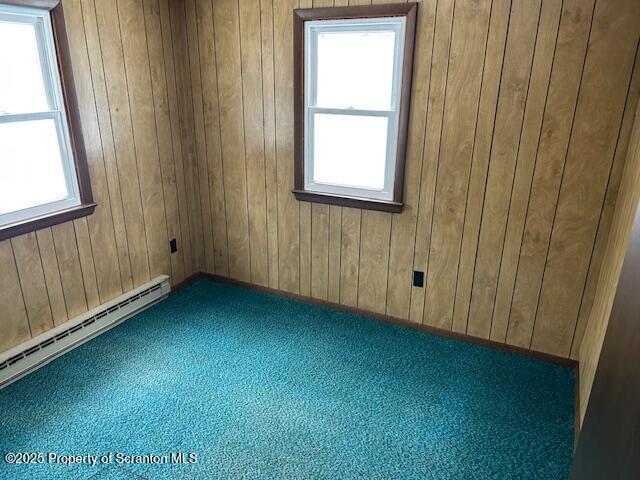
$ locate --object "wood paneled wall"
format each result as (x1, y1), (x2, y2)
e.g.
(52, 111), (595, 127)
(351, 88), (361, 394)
(2, 0), (640, 363)
(579, 101), (640, 424)
(0, 0), (203, 353)
(186, 0), (640, 359)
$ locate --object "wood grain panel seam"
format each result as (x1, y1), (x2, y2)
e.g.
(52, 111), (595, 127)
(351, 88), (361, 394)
(70, 222), (90, 309)
(261, 0), (279, 288)
(503, 0), (563, 343)
(172, 0), (197, 271)
(9, 241), (33, 338)
(43, 227), (70, 320)
(383, 211), (393, 311)
(269, 0), (281, 291)
(336, 206), (342, 298)
(327, 207), (331, 297)
(567, 37), (640, 355)
(156, 0), (187, 276)
(485, 0), (543, 337)
(419, 0), (457, 323)
(236, 0), (255, 283)
(77, 0), (125, 299)
(114, 0), (153, 280)
(454, 0), (511, 334)
(182, 0), (206, 271)
(80, 0), (127, 292)
(355, 209), (362, 307)
(256, 0), (272, 284)
(34, 233), (56, 327)
(167, 0), (195, 273)
(208, 0), (232, 276)
(141, 0), (173, 281)
(528, 0), (598, 349)
(79, 218), (101, 304)
(87, 0), (134, 289)
(406, 0), (438, 318)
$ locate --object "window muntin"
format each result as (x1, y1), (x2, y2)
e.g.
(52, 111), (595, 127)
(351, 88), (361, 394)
(0, 3), (81, 227)
(303, 17), (406, 202)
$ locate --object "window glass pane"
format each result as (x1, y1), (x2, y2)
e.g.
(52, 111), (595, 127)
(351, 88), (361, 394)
(0, 19), (49, 114)
(315, 29), (396, 111)
(0, 119), (69, 215)
(312, 113), (388, 190)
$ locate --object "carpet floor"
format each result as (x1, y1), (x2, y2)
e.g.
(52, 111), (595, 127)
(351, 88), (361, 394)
(0, 278), (574, 479)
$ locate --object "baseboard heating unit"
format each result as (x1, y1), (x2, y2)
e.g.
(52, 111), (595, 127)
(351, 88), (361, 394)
(0, 275), (171, 389)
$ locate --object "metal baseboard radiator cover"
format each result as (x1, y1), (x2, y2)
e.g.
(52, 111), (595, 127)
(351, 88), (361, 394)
(0, 275), (171, 389)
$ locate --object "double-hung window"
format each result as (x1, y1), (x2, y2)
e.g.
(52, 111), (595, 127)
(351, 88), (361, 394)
(293, 3), (416, 212)
(0, 0), (93, 240)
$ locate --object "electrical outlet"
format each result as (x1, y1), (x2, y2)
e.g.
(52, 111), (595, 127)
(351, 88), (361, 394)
(413, 270), (424, 288)
(170, 238), (177, 253)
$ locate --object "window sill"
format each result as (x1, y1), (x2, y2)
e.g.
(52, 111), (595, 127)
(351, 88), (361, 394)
(293, 189), (403, 213)
(0, 203), (97, 241)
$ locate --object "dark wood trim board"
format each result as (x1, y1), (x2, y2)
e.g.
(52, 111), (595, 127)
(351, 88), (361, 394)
(172, 271), (580, 444)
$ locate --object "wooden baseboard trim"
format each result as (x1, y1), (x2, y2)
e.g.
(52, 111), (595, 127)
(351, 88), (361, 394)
(173, 271), (581, 444)
(574, 364), (581, 449)
(170, 273), (201, 292)
(199, 272), (576, 368)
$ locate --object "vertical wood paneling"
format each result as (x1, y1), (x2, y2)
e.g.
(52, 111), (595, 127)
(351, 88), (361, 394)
(66, 0), (123, 302)
(424, 0), (492, 329)
(239, 0), (270, 287)
(579, 99), (640, 422)
(185, 0), (214, 274)
(36, 228), (68, 325)
(212, 0), (252, 282)
(51, 223), (88, 318)
(327, 205), (342, 303)
(74, 218), (100, 308)
(357, 211), (392, 314)
(570, 45), (640, 359)
(490, 0), (563, 342)
(94, 0), (152, 286)
(506, 0), (595, 348)
(466, 0), (542, 339)
(160, 0), (195, 278)
(385, 0), (436, 320)
(339, 208), (361, 307)
(260, 0), (280, 289)
(192, 0), (640, 359)
(0, 241), (31, 352)
(0, 0), (198, 353)
(11, 233), (54, 336)
(274, 0), (300, 293)
(451, 0), (512, 334)
(311, 203), (329, 300)
(80, 0), (134, 292)
(118, 0), (171, 280)
(170, 0), (203, 276)
(196, 0), (229, 277)
(409, 0), (455, 324)
(532, 0), (640, 356)
(299, 203), (312, 295)
(143, 0), (186, 283)
(2, 0), (640, 361)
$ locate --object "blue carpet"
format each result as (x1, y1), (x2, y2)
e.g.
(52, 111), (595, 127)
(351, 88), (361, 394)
(0, 278), (574, 479)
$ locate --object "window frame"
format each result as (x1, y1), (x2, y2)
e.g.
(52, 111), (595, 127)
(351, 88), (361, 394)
(293, 3), (417, 213)
(0, 0), (95, 241)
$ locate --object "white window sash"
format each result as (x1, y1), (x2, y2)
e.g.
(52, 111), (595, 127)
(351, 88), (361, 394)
(0, 3), (81, 227)
(303, 16), (406, 202)
(305, 107), (398, 199)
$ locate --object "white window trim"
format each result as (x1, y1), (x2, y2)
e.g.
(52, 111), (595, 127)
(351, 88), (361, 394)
(303, 16), (406, 202)
(0, 3), (81, 227)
